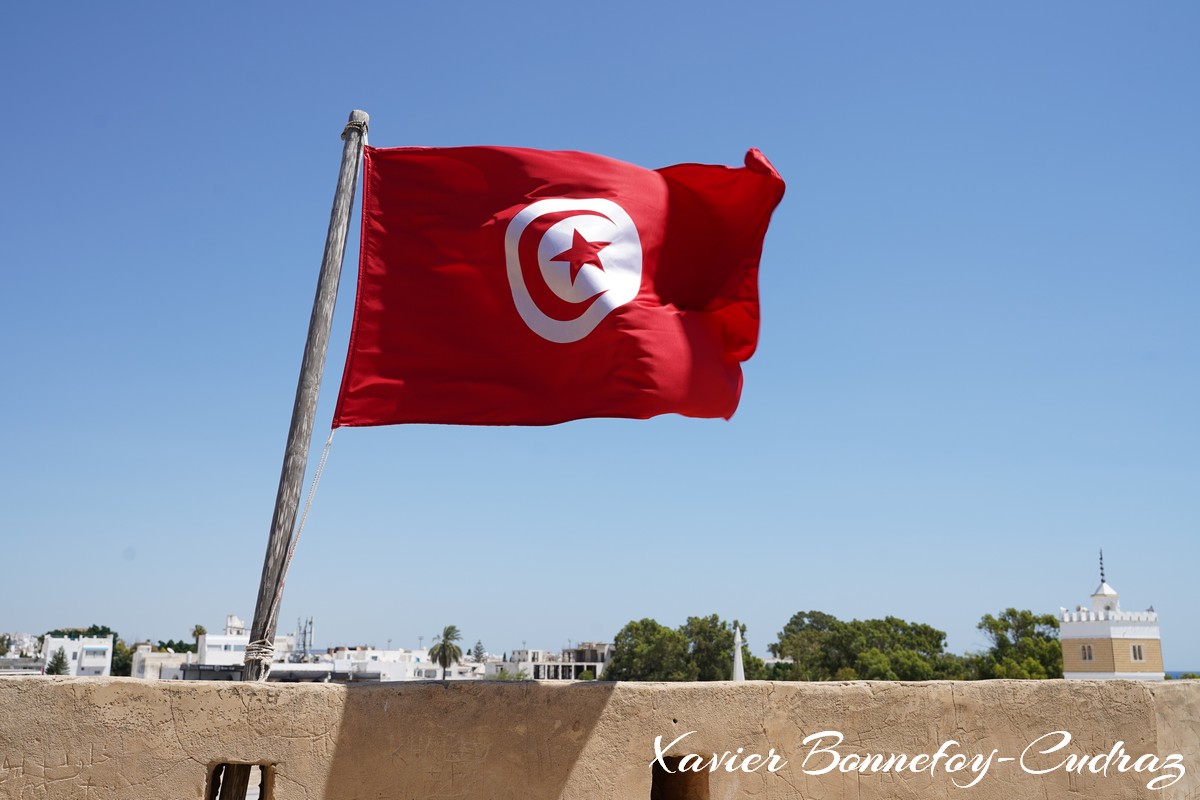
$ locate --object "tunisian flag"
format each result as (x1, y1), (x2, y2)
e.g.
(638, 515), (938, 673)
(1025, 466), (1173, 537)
(332, 146), (785, 427)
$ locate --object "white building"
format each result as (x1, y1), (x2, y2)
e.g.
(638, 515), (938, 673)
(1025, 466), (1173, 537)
(1059, 555), (1164, 681)
(2, 632), (40, 658)
(485, 642), (613, 681)
(131, 644), (196, 679)
(0, 657), (43, 675)
(325, 646), (448, 681)
(163, 615), (450, 683)
(40, 635), (114, 677)
(227, 646), (450, 683)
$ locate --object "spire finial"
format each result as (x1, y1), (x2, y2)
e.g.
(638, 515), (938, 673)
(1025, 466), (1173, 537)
(732, 624), (745, 682)
(1099, 548), (1105, 583)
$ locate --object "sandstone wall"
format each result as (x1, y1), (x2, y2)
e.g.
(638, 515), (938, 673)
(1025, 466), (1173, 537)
(1, 677), (1196, 799)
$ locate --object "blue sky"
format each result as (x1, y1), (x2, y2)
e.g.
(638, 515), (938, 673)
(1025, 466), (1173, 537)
(2, 2), (1196, 668)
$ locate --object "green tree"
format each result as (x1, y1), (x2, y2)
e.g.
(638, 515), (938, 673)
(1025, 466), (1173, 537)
(681, 615), (736, 681)
(890, 649), (936, 681)
(931, 652), (972, 680)
(771, 611), (962, 681)
(604, 616), (770, 681)
(679, 615), (768, 680)
(487, 667), (529, 681)
(835, 617), (949, 663)
(428, 625), (463, 680)
(769, 610), (842, 680)
(853, 647), (896, 681)
(46, 646), (70, 675)
(577, 669), (596, 681)
(472, 640), (486, 663)
(973, 609), (1061, 679)
(111, 639), (132, 677)
(0, 634), (12, 657)
(603, 619), (695, 681)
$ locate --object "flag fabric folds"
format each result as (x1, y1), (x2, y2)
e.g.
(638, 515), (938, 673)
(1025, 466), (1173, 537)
(332, 145), (785, 427)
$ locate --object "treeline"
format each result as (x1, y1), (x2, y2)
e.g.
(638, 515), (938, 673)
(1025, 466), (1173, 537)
(603, 608), (1062, 682)
(603, 615), (765, 681)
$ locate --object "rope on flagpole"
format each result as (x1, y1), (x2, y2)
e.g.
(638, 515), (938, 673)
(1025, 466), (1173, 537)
(284, 428), (336, 586)
(343, 119), (368, 145)
(249, 428), (337, 678)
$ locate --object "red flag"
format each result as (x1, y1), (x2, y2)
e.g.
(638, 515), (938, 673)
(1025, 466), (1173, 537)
(332, 145), (785, 427)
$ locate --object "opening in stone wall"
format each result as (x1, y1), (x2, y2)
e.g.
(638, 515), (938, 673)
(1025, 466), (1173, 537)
(205, 762), (272, 800)
(651, 755), (710, 800)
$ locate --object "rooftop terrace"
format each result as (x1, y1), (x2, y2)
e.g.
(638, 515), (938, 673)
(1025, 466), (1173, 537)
(1, 677), (1197, 798)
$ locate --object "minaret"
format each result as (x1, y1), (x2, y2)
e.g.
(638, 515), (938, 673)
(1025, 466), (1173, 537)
(732, 626), (745, 682)
(1060, 551), (1164, 681)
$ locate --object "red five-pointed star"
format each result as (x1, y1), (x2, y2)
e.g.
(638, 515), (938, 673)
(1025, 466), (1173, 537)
(551, 229), (611, 284)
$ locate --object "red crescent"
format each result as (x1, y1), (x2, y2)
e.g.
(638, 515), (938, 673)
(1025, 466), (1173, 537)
(517, 209), (610, 323)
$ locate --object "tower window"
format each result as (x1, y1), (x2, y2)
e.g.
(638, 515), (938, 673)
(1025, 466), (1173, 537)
(1132, 644), (1144, 662)
(1081, 645), (1093, 661)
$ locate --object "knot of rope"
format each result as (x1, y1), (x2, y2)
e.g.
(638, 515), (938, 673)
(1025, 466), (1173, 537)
(342, 119), (369, 141)
(244, 640), (275, 665)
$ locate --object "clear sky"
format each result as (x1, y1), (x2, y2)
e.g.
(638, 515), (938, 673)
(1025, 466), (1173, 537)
(2, 2), (1197, 668)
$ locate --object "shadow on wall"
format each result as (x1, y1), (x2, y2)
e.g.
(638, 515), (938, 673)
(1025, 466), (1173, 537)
(5, 678), (1199, 799)
(321, 680), (618, 800)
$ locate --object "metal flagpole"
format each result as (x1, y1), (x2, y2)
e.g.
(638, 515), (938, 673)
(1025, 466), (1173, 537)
(243, 109), (369, 683)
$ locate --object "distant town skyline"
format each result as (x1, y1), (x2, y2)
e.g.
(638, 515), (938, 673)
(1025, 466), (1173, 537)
(3, 3), (1197, 669)
(5, 560), (1194, 671)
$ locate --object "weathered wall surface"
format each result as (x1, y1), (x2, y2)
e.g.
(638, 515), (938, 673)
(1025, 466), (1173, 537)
(1, 677), (1196, 799)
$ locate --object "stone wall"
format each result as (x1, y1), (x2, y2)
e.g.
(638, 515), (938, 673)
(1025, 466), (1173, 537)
(1, 677), (1197, 799)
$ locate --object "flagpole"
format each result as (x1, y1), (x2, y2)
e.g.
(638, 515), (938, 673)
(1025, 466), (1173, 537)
(243, 109), (369, 682)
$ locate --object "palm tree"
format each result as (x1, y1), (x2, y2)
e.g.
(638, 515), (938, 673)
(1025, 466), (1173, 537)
(428, 625), (463, 680)
(192, 624), (207, 653)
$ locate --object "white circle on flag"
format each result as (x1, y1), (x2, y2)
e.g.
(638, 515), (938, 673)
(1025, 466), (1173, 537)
(505, 198), (642, 343)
